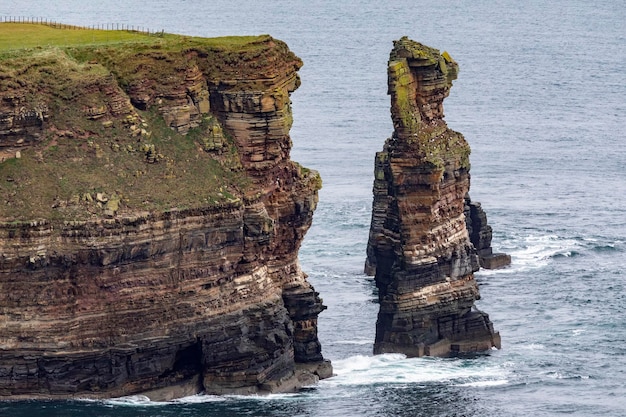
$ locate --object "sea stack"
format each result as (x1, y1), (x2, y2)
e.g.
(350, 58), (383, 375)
(364, 37), (501, 356)
(0, 26), (330, 399)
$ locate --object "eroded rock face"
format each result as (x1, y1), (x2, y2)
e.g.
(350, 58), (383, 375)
(365, 37), (500, 357)
(464, 194), (511, 269)
(0, 34), (330, 399)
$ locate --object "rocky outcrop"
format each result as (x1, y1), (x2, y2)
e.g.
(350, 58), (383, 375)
(364, 37), (500, 357)
(464, 194), (511, 269)
(0, 30), (330, 399)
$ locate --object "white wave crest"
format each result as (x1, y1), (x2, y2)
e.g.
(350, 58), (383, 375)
(499, 234), (583, 271)
(320, 354), (508, 388)
(455, 379), (509, 387)
(519, 343), (546, 351)
(101, 393), (226, 407)
(103, 395), (162, 407)
(171, 394), (227, 403)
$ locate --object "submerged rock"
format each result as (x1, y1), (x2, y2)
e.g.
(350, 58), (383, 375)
(364, 37), (501, 357)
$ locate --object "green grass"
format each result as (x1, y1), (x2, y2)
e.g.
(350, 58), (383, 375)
(0, 23), (294, 89)
(0, 22), (272, 55)
(0, 108), (248, 222)
(0, 24), (304, 223)
(0, 23), (158, 52)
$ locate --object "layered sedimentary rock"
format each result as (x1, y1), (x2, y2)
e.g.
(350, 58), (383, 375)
(0, 30), (330, 399)
(365, 37), (500, 357)
(464, 195), (511, 269)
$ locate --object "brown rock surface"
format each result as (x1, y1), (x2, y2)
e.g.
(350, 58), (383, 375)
(364, 37), (500, 357)
(0, 32), (330, 399)
(464, 194), (511, 269)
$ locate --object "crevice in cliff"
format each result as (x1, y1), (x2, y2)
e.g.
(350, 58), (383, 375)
(160, 340), (204, 390)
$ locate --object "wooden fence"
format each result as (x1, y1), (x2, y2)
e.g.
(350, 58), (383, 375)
(0, 16), (161, 35)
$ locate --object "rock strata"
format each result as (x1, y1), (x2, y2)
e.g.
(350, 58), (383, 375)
(365, 37), (500, 357)
(464, 194), (511, 269)
(0, 30), (330, 399)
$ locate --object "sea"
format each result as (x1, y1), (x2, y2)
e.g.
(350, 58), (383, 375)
(2, 1), (625, 416)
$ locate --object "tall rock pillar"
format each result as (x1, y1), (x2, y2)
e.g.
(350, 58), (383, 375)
(365, 37), (500, 357)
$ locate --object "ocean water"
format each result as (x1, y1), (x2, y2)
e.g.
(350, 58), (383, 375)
(2, 1), (625, 416)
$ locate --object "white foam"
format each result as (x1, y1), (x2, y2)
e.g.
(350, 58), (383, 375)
(104, 395), (162, 407)
(171, 393), (227, 404)
(545, 371), (590, 380)
(519, 343), (546, 351)
(498, 234), (583, 271)
(320, 354), (509, 389)
(100, 393), (227, 407)
(455, 379), (509, 387)
(222, 392), (304, 402)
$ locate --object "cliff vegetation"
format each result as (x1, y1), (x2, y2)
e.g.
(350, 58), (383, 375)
(0, 23), (329, 399)
(0, 23), (308, 223)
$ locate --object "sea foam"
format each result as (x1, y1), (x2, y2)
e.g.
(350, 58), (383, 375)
(320, 354), (509, 389)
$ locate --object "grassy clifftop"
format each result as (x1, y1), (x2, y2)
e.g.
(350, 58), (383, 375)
(0, 23), (265, 54)
(0, 23), (156, 52)
(0, 23), (299, 223)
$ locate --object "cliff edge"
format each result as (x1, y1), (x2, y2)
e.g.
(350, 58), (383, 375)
(0, 24), (330, 399)
(364, 37), (501, 357)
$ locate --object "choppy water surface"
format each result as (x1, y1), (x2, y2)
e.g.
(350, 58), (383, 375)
(2, 1), (625, 415)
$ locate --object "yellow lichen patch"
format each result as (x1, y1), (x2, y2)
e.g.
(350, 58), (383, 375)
(441, 51), (454, 63)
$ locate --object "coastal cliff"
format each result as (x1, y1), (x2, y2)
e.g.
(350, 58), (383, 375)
(0, 25), (330, 399)
(364, 37), (501, 357)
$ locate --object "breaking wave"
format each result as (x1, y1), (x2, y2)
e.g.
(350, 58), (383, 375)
(319, 354), (510, 388)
